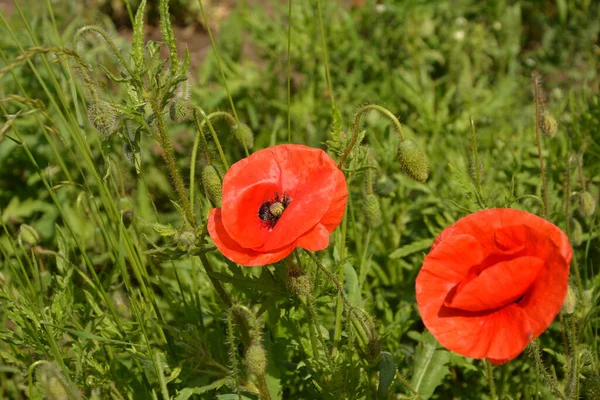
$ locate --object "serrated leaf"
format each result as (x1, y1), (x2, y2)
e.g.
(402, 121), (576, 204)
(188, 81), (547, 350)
(389, 238), (433, 259)
(132, 0), (147, 68)
(151, 222), (177, 237)
(410, 331), (450, 399)
(377, 352), (395, 399)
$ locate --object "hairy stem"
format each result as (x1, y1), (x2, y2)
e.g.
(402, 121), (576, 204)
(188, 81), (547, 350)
(150, 98), (195, 228)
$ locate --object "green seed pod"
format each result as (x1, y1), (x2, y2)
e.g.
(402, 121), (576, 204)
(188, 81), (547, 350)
(233, 123), (254, 150)
(244, 342), (267, 376)
(541, 112), (558, 138)
(88, 99), (118, 137)
(19, 224), (39, 247)
(362, 193), (382, 228)
(397, 139), (429, 183)
(286, 265), (313, 297)
(179, 230), (196, 248)
(571, 218), (583, 247)
(583, 375), (600, 400)
(579, 191), (596, 217)
(202, 165), (222, 207)
(118, 196), (135, 227)
(562, 285), (577, 314)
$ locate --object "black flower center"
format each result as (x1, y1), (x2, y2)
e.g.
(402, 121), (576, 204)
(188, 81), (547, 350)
(258, 192), (291, 230)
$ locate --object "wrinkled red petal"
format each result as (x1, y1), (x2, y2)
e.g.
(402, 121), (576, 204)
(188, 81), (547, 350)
(208, 208), (294, 266)
(446, 256), (544, 312)
(417, 208), (571, 363)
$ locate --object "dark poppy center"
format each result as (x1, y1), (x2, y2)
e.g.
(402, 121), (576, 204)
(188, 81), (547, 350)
(258, 192), (291, 230)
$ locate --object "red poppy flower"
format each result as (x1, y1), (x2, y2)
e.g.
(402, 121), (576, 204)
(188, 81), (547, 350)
(415, 208), (572, 364)
(207, 144), (348, 266)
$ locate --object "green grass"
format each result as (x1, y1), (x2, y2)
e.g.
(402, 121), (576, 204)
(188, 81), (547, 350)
(0, 0), (599, 399)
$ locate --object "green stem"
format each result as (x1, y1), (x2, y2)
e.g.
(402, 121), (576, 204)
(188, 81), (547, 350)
(484, 359), (497, 400)
(338, 104), (406, 168)
(315, 0), (335, 108)
(73, 26), (134, 76)
(532, 74), (550, 219)
(564, 162), (584, 296)
(150, 98), (195, 228)
(194, 107), (230, 169)
(196, 0), (240, 124)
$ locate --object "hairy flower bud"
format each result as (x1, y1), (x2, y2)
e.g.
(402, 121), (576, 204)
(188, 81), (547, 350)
(562, 285), (577, 314)
(169, 78), (192, 123)
(19, 224), (39, 247)
(88, 99), (118, 137)
(365, 338), (382, 363)
(375, 176), (395, 197)
(571, 218), (583, 247)
(579, 191), (596, 217)
(397, 139), (429, 183)
(541, 112), (558, 138)
(362, 193), (382, 228)
(232, 123), (254, 150)
(202, 165), (222, 207)
(583, 375), (600, 400)
(287, 265), (313, 297)
(179, 231), (196, 248)
(244, 342), (267, 376)
(37, 363), (72, 400)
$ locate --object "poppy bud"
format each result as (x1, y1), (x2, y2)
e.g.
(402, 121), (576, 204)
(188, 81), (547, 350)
(375, 175), (395, 197)
(201, 165), (222, 207)
(365, 338), (382, 363)
(579, 191), (596, 217)
(571, 218), (583, 247)
(562, 285), (576, 314)
(362, 193), (382, 228)
(179, 231), (196, 248)
(232, 123), (254, 150)
(169, 78), (192, 123)
(118, 196), (135, 227)
(37, 363), (71, 400)
(468, 156), (484, 183)
(287, 265), (313, 297)
(244, 342), (267, 376)
(583, 375), (600, 400)
(88, 99), (118, 137)
(541, 112), (558, 138)
(19, 224), (40, 247)
(397, 139), (429, 183)
(169, 98), (192, 123)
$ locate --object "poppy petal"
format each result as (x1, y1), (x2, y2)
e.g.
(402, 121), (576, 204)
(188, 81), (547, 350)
(208, 208), (294, 266)
(295, 223), (330, 251)
(446, 256), (544, 312)
(320, 169), (348, 232)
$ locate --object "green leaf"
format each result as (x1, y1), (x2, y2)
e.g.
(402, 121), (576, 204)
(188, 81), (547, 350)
(388, 238), (433, 259)
(151, 222), (177, 237)
(410, 331), (451, 399)
(377, 352), (395, 399)
(174, 377), (236, 400)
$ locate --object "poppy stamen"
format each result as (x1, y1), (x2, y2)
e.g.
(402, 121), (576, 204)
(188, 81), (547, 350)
(258, 192), (291, 229)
